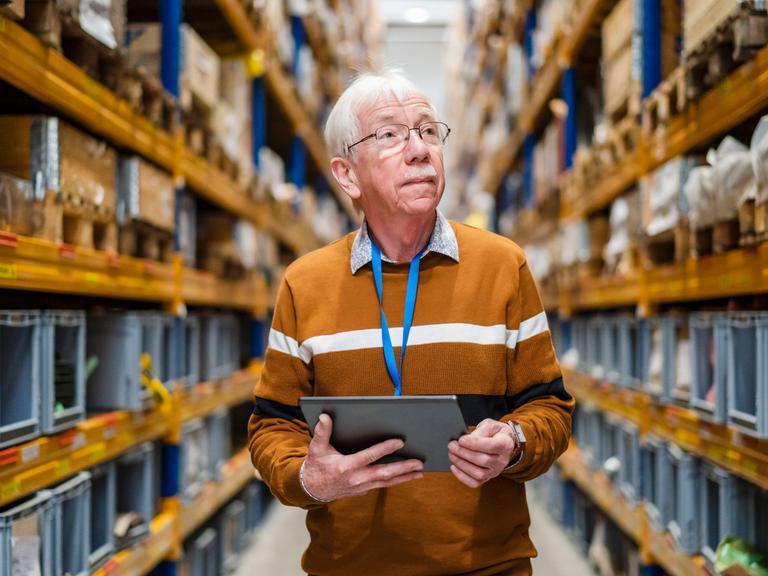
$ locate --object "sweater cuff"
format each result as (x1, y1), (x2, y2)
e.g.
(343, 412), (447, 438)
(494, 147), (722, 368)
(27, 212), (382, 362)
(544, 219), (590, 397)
(283, 458), (328, 509)
(501, 419), (536, 480)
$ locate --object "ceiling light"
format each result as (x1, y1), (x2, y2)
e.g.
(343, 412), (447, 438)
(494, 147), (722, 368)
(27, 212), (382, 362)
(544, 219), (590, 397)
(404, 7), (430, 24)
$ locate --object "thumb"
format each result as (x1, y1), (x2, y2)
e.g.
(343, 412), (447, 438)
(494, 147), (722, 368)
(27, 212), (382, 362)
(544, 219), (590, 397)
(474, 418), (504, 437)
(310, 413), (333, 451)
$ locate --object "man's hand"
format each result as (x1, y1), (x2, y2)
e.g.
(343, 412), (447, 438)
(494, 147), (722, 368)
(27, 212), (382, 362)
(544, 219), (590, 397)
(448, 419), (520, 488)
(302, 414), (424, 502)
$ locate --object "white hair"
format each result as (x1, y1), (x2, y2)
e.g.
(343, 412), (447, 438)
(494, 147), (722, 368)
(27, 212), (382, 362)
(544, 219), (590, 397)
(324, 70), (439, 159)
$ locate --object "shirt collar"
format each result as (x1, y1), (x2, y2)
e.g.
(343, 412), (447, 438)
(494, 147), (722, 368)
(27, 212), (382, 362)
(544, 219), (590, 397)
(350, 209), (460, 274)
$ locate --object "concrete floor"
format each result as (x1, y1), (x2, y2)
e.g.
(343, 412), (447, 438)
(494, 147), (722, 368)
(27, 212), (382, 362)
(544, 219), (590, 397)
(234, 490), (595, 576)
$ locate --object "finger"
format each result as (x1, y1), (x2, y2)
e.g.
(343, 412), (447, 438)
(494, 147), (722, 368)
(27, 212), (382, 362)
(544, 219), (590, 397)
(354, 458), (423, 485)
(449, 452), (492, 482)
(364, 471), (424, 492)
(450, 464), (482, 488)
(448, 443), (494, 469)
(349, 438), (405, 467)
(458, 433), (508, 455)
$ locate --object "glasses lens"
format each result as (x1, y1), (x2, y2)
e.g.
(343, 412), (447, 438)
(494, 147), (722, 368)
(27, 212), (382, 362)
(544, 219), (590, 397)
(375, 124), (409, 149)
(419, 122), (449, 145)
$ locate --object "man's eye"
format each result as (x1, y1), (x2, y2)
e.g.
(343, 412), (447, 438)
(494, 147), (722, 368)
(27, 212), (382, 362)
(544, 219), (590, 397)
(421, 126), (437, 136)
(380, 130), (397, 139)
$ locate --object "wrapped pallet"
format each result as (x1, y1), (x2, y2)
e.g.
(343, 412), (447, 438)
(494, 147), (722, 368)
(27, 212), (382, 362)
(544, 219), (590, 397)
(643, 157), (699, 237)
(604, 191), (642, 275)
(24, 0), (124, 51)
(752, 117), (768, 240)
(125, 23), (220, 112)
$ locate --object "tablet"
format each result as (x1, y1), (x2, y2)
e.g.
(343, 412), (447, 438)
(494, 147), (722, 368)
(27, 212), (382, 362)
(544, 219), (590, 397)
(300, 395), (468, 472)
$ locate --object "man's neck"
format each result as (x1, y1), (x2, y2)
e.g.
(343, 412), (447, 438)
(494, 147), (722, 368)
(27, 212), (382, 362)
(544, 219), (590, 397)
(367, 211), (437, 263)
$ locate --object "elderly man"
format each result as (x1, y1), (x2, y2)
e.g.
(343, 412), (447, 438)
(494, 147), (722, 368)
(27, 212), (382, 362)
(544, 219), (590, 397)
(248, 71), (574, 576)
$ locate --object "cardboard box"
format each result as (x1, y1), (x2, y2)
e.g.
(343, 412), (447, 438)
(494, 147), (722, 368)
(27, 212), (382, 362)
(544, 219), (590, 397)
(0, 116), (116, 214)
(0, 0), (25, 20)
(604, 47), (634, 117)
(684, 0), (739, 54)
(57, 0), (125, 49)
(602, 0), (633, 63)
(117, 156), (175, 232)
(125, 23), (220, 111)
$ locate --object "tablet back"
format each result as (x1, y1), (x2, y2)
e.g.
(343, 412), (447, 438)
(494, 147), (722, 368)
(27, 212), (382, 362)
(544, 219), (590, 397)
(300, 395), (468, 472)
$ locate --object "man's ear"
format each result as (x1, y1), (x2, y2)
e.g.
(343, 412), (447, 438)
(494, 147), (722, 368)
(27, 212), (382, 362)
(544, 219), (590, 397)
(330, 157), (361, 202)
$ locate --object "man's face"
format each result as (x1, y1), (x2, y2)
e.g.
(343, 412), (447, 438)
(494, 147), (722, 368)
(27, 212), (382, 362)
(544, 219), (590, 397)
(352, 94), (446, 218)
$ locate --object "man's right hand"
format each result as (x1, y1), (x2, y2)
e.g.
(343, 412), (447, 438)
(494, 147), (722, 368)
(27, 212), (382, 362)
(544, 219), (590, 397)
(301, 413), (424, 502)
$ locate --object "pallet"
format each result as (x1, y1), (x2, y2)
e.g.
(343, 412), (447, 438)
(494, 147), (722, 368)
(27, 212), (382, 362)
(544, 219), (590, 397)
(739, 198), (758, 248)
(61, 202), (118, 253)
(756, 201), (768, 243)
(690, 217), (741, 258)
(118, 220), (173, 263)
(642, 66), (687, 136)
(642, 221), (690, 267)
(114, 66), (177, 133)
(684, 4), (768, 102)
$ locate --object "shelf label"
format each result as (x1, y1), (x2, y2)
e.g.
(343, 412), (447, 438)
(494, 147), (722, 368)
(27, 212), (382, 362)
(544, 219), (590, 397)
(21, 444), (40, 463)
(2, 479), (21, 500)
(0, 263), (17, 280)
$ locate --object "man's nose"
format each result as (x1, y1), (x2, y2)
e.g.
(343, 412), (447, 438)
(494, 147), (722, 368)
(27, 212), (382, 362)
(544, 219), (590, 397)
(404, 130), (430, 163)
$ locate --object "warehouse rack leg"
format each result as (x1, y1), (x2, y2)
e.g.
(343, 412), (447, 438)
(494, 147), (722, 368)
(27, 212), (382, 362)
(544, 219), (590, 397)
(563, 68), (577, 170)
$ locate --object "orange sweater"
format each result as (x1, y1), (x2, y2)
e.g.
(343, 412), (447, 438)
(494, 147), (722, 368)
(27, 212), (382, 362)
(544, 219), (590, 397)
(248, 221), (574, 576)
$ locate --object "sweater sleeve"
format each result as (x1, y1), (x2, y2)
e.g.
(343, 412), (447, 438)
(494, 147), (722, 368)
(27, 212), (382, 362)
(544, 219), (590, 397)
(501, 260), (575, 482)
(247, 277), (324, 509)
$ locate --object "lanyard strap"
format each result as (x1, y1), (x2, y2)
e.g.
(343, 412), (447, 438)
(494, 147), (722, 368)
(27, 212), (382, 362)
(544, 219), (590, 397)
(371, 241), (422, 396)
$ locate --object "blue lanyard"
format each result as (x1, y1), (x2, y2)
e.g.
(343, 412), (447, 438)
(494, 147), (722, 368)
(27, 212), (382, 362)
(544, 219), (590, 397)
(371, 240), (422, 396)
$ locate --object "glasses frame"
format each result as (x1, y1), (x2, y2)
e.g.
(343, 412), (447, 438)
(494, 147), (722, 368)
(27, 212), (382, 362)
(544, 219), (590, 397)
(346, 121), (451, 154)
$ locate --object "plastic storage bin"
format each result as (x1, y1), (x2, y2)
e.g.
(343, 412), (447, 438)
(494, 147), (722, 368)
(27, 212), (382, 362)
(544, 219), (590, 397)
(51, 472), (91, 576)
(0, 310), (42, 448)
(617, 316), (646, 389)
(89, 461), (116, 569)
(218, 499), (246, 573)
(690, 312), (728, 422)
(179, 315), (200, 389)
(181, 418), (211, 503)
(727, 312), (768, 437)
(618, 423), (641, 503)
(572, 317), (589, 371)
(181, 528), (219, 576)
(601, 317), (622, 384)
(587, 317), (605, 379)
(41, 311), (86, 434)
(0, 491), (55, 576)
(699, 464), (730, 564)
(640, 436), (664, 529)
(243, 481), (264, 535)
(207, 408), (231, 481)
(115, 442), (155, 550)
(199, 313), (222, 382)
(663, 444), (700, 555)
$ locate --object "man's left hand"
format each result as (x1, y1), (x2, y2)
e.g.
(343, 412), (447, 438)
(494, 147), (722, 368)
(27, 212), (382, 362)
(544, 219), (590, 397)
(448, 419), (520, 488)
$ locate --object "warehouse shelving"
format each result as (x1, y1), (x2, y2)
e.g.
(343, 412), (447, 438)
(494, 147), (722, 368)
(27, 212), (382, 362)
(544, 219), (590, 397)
(0, 367), (259, 508)
(213, 0), (358, 223)
(558, 445), (705, 576)
(0, 14), (321, 254)
(565, 369), (768, 490)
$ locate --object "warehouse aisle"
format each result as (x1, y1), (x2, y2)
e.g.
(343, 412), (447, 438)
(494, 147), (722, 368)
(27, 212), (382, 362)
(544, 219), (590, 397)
(234, 490), (594, 575)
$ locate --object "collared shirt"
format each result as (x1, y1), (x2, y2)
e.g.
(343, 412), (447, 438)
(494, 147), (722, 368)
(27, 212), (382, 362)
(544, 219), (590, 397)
(349, 209), (460, 274)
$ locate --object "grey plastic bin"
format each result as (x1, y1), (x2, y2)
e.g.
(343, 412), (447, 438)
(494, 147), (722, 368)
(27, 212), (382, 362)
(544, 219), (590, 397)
(699, 464), (730, 565)
(51, 472), (91, 576)
(181, 418), (211, 503)
(727, 312), (768, 437)
(640, 436), (664, 530)
(617, 316), (646, 389)
(182, 528), (219, 576)
(0, 491), (55, 576)
(572, 317), (589, 371)
(207, 408), (231, 481)
(115, 442), (155, 550)
(602, 317), (621, 384)
(587, 317), (605, 379)
(219, 500), (246, 573)
(243, 482), (264, 535)
(664, 444), (700, 555)
(178, 315), (200, 389)
(618, 423), (641, 504)
(690, 312), (728, 423)
(89, 461), (116, 570)
(41, 311), (86, 434)
(0, 311), (42, 448)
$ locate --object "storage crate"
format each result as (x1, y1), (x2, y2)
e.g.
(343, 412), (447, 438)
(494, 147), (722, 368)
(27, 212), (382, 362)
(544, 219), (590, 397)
(88, 461), (116, 569)
(207, 408), (231, 481)
(218, 499), (246, 573)
(699, 464), (730, 565)
(0, 491), (54, 576)
(664, 444), (700, 555)
(600, 414), (622, 478)
(116, 156), (175, 233)
(587, 317), (605, 379)
(160, 314), (178, 387)
(199, 313), (241, 382)
(618, 423), (641, 503)
(575, 405), (602, 468)
(181, 418), (211, 503)
(243, 481), (264, 535)
(178, 315), (200, 389)
(617, 316), (647, 389)
(87, 312), (171, 412)
(115, 442), (155, 550)
(0, 310), (42, 448)
(640, 436), (664, 530)
(724, 480), (768, 557)
(602, 317), (622, 384)
(179, 191), (197, 268)
(181, 528), (219, 576)
(572, 317), (589, 370)
(51, 472), (91, 576)
(727, 312), (768, 437)
(41, 310), (86, 434)
(690, 312), (729, 422)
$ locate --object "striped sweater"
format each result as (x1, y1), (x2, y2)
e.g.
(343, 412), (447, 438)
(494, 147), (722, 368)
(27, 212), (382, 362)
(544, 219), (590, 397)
(248, 219), (574, 576)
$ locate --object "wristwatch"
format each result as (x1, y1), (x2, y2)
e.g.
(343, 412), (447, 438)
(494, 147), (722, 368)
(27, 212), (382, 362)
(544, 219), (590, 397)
(507, 420), (527, 447)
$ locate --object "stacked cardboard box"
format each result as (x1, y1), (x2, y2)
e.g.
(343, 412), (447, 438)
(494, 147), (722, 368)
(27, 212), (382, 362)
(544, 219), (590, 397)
(684, 0), (740, 55)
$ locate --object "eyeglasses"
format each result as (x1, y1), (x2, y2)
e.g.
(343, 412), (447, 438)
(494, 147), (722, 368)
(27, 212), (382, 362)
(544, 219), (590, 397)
(347, 121), (451, 154)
